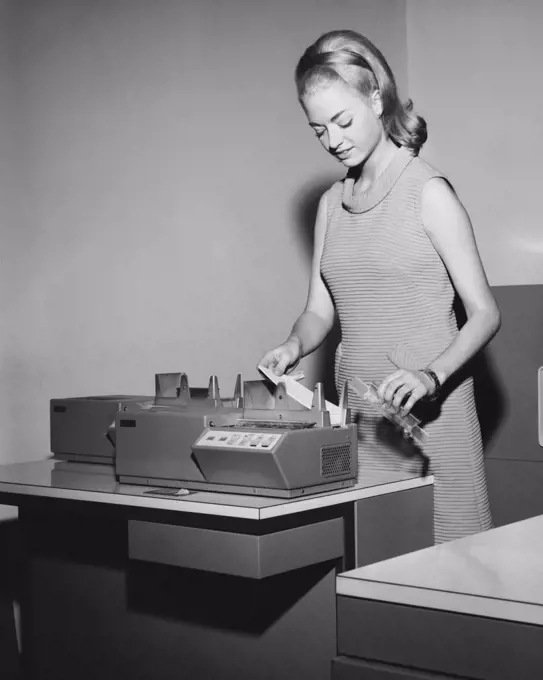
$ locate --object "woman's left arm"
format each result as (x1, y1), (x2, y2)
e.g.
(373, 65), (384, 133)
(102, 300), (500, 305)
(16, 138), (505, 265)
(422, 177), (501, 385)
(378, 177), (501, 414)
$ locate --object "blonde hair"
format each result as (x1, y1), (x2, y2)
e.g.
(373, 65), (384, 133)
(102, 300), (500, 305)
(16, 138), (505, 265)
(295, 30), (427, 155)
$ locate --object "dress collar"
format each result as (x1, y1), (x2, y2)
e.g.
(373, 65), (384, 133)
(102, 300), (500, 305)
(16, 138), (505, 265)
(342, 145), (414, 214)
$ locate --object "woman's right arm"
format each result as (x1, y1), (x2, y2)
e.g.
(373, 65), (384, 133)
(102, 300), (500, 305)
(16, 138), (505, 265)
(260, 192), (336, 375)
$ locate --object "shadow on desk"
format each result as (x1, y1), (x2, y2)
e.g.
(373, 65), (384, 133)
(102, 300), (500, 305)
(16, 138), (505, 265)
(20, 510), (339, 680)
(126, 558), (338, 635)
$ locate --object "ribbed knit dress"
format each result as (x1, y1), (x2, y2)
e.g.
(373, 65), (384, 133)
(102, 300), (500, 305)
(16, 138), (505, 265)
(320, 145), (493, 544)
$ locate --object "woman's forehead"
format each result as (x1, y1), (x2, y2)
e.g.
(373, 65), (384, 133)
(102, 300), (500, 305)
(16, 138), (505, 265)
(302, 81), (363, 115)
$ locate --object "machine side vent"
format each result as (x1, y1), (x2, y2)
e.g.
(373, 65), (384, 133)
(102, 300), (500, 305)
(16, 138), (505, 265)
(320, 443), (351, 477)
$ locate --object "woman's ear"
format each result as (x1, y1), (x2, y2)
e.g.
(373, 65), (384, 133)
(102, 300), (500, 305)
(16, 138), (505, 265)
(372, 89), (383, 118)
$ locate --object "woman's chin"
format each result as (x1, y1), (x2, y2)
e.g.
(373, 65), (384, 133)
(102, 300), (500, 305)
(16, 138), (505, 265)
(335, 151), (361, 167)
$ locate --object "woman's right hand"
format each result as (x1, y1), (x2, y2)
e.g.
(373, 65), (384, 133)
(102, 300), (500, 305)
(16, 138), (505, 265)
(259, 337), (302, 377)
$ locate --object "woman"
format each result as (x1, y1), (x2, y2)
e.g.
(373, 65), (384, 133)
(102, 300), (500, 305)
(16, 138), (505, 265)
(259, 30), (501, 544)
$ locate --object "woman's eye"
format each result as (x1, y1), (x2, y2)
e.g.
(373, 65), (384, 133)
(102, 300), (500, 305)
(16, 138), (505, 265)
(339, 120), (353, 129)
(314, 129), (325, 138)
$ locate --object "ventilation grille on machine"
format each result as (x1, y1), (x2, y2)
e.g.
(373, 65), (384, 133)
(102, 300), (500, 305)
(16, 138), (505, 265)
(320, 443), (352, 477)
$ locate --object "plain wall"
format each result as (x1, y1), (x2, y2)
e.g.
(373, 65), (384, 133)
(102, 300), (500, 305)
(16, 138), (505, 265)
(0, 0), (408, 470)
(0, 0), (18, 520)
(406, 0), (543, 286)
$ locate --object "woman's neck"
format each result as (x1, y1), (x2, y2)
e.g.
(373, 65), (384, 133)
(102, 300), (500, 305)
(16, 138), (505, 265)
(355, 138), (398, 192)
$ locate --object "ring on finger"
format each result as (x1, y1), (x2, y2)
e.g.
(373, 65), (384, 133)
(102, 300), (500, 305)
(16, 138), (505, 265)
(392, 384), (414, 410)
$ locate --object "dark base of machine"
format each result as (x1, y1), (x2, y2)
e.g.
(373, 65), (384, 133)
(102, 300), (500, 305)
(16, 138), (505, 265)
(118, 475), (356, 498)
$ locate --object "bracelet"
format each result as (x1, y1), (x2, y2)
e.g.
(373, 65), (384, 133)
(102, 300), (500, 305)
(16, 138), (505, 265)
(421, 368), (441, 401)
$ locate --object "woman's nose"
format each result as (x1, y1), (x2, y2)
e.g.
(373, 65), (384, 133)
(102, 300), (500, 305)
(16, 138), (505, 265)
(328, 125), (344, 151)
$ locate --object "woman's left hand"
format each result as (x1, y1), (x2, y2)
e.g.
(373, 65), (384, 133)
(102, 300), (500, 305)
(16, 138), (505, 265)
(377, 370), (435, 416)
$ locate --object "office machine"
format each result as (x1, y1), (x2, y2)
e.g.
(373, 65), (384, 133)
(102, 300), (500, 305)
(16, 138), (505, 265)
(117, 378), (358, 498)
(49, 372), (219, 464)
(50, 394), (152, 464)
(115, 372), (246, 484)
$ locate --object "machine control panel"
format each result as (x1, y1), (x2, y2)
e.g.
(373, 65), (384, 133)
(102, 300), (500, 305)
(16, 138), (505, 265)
(195, 429), (282, 450)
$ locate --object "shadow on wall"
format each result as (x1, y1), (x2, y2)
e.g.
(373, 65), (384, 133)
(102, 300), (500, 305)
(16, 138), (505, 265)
(293, 177), (341, 403)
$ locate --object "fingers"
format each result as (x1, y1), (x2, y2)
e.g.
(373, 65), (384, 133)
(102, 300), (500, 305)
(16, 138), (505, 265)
(400, 386), (426, 417)
(258, 351), (277, 371)
(259, 347), (295, 377)
(392, 383), (413, 411)
(377, 370), (430, 416)
(377, 370), (404, 402)
(274, 354), (291, 376)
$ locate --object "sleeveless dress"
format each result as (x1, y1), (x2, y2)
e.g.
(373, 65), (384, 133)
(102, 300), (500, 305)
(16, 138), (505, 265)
(320, 145), (493, 544)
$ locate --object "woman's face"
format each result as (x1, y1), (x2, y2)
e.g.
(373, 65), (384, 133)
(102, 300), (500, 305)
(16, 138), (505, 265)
(301, 80), (383, 167)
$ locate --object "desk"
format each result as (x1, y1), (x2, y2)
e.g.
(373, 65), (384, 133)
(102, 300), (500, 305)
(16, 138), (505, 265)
(334, 515), (543, 679)
(0, 459), (432, 680)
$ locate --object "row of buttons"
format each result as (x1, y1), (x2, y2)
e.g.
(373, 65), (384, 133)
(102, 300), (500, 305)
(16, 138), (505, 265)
(199, 430), (280, 449)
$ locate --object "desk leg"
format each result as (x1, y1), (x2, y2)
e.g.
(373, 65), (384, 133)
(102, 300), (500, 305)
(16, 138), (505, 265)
(355, 484), (434, 567)
(0, 517), (21, 680)
(0, 597), (20, 680)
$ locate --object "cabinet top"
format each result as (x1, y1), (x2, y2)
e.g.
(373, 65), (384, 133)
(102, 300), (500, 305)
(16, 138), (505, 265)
(338, 513), (543, 626)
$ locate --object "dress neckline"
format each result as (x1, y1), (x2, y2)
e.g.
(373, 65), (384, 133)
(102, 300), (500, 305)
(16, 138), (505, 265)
(342, 145), (414, 214)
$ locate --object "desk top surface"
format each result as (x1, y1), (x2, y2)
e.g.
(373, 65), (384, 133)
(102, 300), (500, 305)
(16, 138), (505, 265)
(338, 514), (543, 625)
(0, 458), (432, 520)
